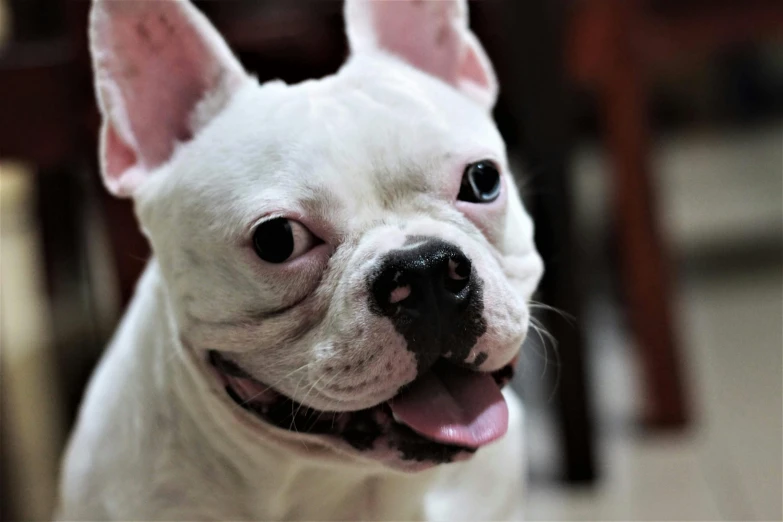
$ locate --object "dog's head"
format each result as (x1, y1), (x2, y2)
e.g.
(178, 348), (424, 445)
(90, 0), (542, 470)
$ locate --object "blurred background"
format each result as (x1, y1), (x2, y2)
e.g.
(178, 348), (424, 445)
(0, 0), (781, 520)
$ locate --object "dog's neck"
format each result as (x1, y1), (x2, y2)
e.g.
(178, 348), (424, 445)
(110, 261), (436, 520)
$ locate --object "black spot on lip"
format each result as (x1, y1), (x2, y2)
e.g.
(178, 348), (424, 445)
(492, 363), (515, 387)
(472, 352), (488, 369)
(211, 350), (513, 465)
(391, 423), (475, 464)
(342, 410), (384, 451)
(262, 398), (335, 435)
(220, 375), (481, 462)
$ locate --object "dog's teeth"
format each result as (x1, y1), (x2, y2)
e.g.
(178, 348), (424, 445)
(392, 411), (403, 424)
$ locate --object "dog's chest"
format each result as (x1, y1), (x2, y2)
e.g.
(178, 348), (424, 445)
(244, 468), (435, 521)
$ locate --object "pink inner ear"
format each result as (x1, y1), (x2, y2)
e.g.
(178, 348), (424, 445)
(104, 122), (137, 182)
(357, 0), (497, 107)
(99, 2), (226, 169)
(370, 1), (462, 86)
(459, 41), (492, 90)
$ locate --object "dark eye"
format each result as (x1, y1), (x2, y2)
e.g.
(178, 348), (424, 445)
(252, 217), (318, 264)
(457, 160), (501, 203)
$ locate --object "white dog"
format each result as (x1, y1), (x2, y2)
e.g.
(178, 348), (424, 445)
(57, 0), (543, 519)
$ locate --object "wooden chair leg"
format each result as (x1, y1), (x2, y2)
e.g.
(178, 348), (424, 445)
(496, 0), (598, 483)
(34, 165), (104, 427)
(600, 9), (690, 429)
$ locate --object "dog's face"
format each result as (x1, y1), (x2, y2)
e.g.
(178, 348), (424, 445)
(91, 0), (542, 470)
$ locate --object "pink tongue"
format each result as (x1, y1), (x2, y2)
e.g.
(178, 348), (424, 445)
(389, 365), (508, 449)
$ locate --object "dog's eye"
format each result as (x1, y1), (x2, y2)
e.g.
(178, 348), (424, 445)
(252, 217), (318, 264)
(457, 160), (501, 203)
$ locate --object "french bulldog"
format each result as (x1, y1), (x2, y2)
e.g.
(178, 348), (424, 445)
(57, 0), (543, 519)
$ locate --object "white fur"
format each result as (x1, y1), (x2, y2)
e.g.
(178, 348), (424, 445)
(57, 0), (543, 519)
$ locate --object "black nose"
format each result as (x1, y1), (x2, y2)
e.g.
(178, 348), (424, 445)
(370, 239), (472, 322)
(369, 238), (486, 374)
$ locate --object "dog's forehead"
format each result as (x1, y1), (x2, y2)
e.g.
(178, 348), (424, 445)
(154, 58), (505, 238)
(239, 60), (503, 170)
(275, 59), (499, 144)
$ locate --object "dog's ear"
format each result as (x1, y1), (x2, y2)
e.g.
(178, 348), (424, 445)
(344, 0), (497, 110)
(90, 0), (247, 197)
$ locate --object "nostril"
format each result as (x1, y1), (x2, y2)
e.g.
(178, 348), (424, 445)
(370, 239), (473, 315)
(388, 284), (412, 304)
(447, 256), (471, 281)
(444, 255), (471, 296)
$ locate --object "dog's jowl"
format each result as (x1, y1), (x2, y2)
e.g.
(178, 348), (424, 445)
(57, 0), (543, 520)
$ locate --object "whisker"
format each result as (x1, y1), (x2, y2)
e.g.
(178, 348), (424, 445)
(288, 367), (314, 431)
(528, 300), (576, 324)
(308, 411), (326, 432)
(294, 365), (348, 420)
(528, 316), (562, 403)
(291, 372), (329, 430)
(237, 362), (315, 405)
(530, 316), (559, 351)
(290, 366), (351, 434)
(529, 321), (551, 379)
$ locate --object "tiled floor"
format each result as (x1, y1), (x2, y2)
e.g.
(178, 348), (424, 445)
(1, 125), (781, 520)
(524, 262), (782, 521)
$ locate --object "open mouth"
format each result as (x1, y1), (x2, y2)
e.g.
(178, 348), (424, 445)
(208, 351), (516, 465)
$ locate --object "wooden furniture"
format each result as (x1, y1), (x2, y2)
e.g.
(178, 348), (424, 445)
(479, 0), (599, 483)
(567, 0), (783, 428)
(478, 0), (783, 481)
(0, 4), (89, 519)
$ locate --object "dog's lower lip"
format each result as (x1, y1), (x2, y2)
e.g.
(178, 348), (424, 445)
(207, 350), (515, 460)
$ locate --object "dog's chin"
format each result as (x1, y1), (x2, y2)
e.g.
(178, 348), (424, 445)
(206, 350), (516, 472)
